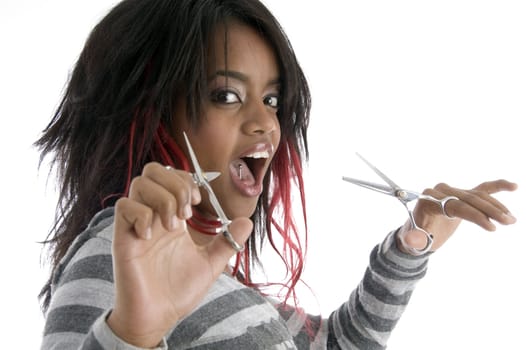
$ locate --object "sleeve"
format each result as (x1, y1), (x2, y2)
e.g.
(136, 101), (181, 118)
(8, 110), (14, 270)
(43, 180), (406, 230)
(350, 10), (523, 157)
(274, 229), (430, 350)
(40, 214), (168, 350)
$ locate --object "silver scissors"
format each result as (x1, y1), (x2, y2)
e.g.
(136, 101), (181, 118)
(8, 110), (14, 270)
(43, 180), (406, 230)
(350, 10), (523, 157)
(183, 132), (244, 252)
(342, 153), (458, 255)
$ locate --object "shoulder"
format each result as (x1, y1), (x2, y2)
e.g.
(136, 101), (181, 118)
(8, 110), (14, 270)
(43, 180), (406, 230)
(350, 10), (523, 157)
(50, 208), (116, 293)
(43, 208), (118, 340)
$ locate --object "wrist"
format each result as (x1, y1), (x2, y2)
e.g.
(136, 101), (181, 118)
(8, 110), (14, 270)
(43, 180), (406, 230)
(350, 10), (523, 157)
(106, 309), (166, 349)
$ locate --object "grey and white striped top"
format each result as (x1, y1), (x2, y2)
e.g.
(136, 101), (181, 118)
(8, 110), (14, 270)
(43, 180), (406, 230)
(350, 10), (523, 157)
(41, 208), (429, 349)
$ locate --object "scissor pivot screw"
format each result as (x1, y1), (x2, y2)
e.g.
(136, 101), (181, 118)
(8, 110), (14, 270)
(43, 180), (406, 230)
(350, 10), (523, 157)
(397, 190), (408, 199)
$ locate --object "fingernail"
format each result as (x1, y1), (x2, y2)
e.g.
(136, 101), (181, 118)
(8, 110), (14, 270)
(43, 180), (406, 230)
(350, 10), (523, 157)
(192, 188), (201, 203)
(145, 227), (152, 240)
(504, 212), (517, 222)
(184, 205), (193, 220)
(171, 216), (180, 231)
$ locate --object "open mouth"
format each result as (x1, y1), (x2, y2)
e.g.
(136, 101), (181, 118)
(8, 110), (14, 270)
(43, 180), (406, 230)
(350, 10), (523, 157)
(238, 151), (268, 183)
(229, 145), (272, 196)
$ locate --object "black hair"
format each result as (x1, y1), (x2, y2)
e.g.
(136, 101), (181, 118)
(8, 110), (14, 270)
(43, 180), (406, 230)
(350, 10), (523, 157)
(36, 0), (310, 311)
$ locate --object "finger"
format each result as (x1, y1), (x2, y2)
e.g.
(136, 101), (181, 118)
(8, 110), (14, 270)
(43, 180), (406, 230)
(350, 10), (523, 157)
(472, 179), (518, 194)
(206, 218), (253, 275)
(466, 189), (516, 225)
(436, 181), (517, 223)
(428, 187), (515, 231)
(162, 165), (202, 205)
(128, 175), (182, 232)
(472, 180), (517, 215)
(425, 187), (493, 230)
(115, 197), (154, 240)
(142, 163), (200, 219)
(399, 226), (430, 252)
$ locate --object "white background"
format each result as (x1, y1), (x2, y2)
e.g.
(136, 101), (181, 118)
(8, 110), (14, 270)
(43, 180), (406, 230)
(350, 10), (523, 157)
(1, 1), (524, 348)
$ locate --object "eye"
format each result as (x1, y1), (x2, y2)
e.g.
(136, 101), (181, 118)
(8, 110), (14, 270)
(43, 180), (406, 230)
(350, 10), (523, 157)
(263, 95), (279, 109)
(210, 89), (241, 105)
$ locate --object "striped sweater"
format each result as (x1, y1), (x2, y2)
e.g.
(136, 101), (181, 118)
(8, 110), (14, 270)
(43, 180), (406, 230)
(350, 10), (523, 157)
(41, 208), (429, 349)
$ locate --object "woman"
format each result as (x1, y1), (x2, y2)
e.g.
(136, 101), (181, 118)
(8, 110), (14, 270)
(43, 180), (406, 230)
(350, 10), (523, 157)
(36, 0), (517, 348)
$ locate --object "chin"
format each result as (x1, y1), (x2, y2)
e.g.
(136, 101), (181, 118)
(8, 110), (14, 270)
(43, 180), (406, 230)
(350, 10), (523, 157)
(226, 200), (259, 220)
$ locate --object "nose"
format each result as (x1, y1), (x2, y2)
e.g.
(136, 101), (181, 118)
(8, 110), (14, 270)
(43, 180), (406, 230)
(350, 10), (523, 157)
(241, 100), (278, 135)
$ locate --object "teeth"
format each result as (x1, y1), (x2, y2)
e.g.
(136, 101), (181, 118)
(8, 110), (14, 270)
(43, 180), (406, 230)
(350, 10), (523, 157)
(245, 151), (269, 159)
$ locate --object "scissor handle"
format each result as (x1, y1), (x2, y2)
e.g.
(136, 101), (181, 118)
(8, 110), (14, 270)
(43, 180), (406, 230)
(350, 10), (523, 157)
(222, 229), (244, 252)
(399, 202), (434, 255)
(196, 180), (245, 252)
(420, 195), (459, 219)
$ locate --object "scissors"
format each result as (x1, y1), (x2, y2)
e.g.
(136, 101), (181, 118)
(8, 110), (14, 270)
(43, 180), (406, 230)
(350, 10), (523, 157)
(342, 153), (458, 255)
(182, 132), (245, 252)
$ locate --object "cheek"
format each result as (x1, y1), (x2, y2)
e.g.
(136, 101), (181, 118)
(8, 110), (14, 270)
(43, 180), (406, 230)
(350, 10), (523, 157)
(195, 129), (233, 168)
(201, 130), (228, 153)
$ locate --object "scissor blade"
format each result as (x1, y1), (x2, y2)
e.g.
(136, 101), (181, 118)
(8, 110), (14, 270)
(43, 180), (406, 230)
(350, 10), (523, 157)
(192, 172), (221, 184)
(204, 171), (220, 182)
(182, 132), (230, 225)
(342, 176), (395, 196)
(355, 153), (400, 190)
(183, 132), (205, 181)
(202, 181), (231, 225)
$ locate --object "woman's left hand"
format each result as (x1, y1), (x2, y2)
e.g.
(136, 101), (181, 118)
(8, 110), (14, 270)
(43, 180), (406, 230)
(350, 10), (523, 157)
(398, 179), (518, 254)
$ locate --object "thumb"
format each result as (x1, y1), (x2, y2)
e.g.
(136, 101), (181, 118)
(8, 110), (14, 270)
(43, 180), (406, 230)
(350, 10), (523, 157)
(207, 217), (253, 273)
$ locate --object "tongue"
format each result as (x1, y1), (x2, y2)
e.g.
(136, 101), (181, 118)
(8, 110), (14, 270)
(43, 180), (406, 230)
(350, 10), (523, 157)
(231, 159), (255, 185)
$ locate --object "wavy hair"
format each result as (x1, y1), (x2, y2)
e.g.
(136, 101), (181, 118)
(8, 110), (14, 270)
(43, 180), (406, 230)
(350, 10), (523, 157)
(36, 0), (311, 311)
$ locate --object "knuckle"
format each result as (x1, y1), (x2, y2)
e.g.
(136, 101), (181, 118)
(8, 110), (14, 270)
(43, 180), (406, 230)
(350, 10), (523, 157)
(115, 197), (129, 211)
(434, 182), (450, 191)
(142, 161), (162, 175)
(471, 189), (489, 199)
(129, 175), (145, 193)
(421, 187), (434, 195)
(462, 191), (478, 202)
(181, 172), (195, 186)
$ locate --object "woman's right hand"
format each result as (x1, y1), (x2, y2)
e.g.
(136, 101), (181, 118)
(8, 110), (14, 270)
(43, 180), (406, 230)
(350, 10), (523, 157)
(107, 162), (252, 348)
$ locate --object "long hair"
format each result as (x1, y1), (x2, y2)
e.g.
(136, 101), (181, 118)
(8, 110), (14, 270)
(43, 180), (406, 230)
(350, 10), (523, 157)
(36, 0), (311, 311)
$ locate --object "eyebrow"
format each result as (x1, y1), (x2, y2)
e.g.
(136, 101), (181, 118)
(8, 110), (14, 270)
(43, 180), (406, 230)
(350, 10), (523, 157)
(211, 70), (280, 86)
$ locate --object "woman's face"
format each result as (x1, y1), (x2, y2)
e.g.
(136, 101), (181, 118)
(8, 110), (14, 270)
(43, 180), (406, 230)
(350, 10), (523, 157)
(172, 21), (281, 220)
